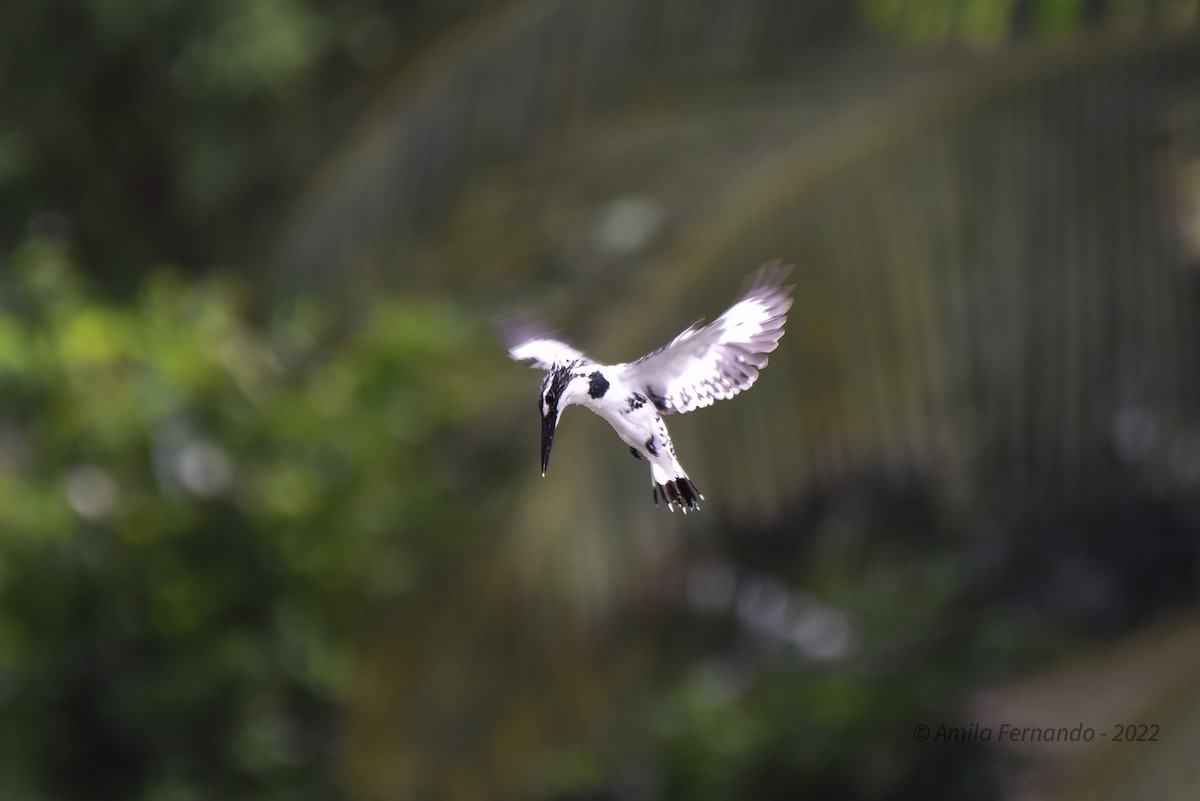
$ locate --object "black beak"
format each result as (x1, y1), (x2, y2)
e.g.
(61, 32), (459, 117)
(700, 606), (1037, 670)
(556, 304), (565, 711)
(541, 414), (556, 476)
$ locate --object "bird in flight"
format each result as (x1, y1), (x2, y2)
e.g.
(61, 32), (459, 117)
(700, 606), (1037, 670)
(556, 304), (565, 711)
(505, 262), (794, 512)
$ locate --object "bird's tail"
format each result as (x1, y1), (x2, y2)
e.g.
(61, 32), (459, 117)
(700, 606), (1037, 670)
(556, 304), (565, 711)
(652, 473), (704, 513)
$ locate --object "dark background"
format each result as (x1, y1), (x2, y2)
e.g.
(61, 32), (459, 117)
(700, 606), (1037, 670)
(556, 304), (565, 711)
(2, 1), (1199, 799)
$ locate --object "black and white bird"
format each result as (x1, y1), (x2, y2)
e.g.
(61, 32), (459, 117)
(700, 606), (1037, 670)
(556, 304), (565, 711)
(505, 262), (794, 512)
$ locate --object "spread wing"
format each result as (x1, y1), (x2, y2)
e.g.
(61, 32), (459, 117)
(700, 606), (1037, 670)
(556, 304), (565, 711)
(621, 261), (794, 414)
(498, 313), (590, 369)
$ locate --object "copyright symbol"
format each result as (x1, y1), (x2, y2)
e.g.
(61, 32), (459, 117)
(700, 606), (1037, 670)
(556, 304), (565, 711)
(913, 724), (930, 742)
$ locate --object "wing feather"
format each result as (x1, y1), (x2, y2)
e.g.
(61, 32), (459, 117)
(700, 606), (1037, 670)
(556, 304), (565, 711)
(622, 261), (794, 414)
(498, 313), (590, 369)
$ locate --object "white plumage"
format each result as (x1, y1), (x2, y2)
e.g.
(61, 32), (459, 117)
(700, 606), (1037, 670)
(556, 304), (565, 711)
(505, 261), (794, 512)
(506, 337), (587, 369)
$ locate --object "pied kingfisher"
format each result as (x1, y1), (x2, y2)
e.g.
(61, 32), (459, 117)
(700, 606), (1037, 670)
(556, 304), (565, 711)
(506, 262), (794, 512)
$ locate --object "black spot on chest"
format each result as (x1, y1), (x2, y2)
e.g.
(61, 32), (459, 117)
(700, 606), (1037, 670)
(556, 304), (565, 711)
(588, 370), (610, 399)
(626, 392), (647, 411)
(645, 436), (658, 457)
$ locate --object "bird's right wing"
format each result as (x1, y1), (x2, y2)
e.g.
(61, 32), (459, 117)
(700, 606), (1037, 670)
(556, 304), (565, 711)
(498, 313), (590, 369)
(509, 337), (588, 369)
(622, 262), (793, 414)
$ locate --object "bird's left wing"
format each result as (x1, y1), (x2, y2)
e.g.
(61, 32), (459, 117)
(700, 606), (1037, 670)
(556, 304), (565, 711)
(498, 313), (590, 369)
(621, 262), (794, 414)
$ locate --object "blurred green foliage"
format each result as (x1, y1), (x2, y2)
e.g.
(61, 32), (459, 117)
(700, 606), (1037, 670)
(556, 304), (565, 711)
(0, 0), (483, 289)
(0, 239), (506, 800)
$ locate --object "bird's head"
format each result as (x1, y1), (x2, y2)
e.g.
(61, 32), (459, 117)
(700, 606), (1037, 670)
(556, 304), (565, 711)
(538, 363), (587, 476)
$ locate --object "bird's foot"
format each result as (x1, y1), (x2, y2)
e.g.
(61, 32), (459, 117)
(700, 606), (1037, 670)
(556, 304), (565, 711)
(652, 477), (704, 513)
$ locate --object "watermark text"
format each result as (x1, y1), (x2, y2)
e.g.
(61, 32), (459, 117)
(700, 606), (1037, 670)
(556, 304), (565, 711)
(912, 722), (1160, 744)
